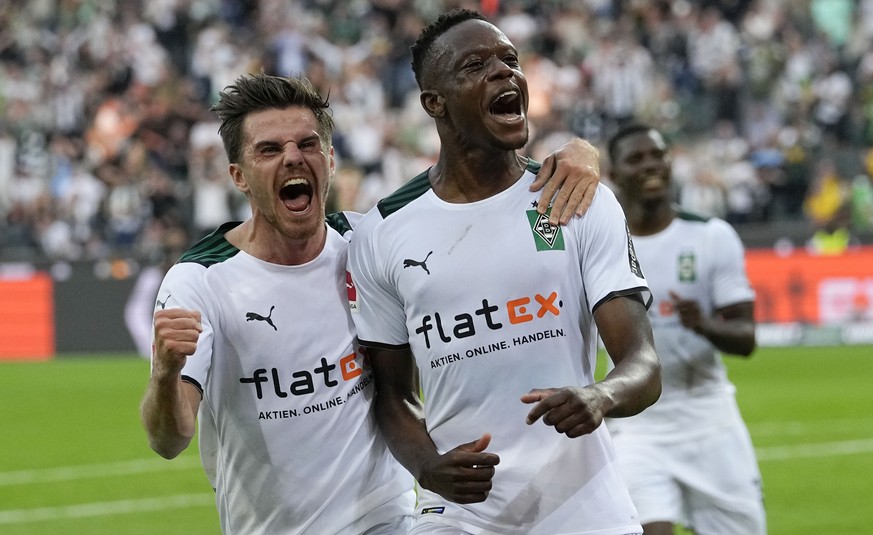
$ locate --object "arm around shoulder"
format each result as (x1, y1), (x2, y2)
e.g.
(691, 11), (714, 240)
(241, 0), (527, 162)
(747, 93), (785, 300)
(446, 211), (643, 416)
(530, 137), (601, 224)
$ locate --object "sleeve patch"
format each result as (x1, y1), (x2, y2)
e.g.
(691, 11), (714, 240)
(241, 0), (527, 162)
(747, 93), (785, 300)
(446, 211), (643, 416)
(626, 222), (644, 278)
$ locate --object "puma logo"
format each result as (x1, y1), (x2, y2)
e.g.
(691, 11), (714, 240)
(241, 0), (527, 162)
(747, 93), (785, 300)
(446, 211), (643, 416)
(246, 306), (277, 331)
(156, 294), (171, 309)
(403, 251), (433, 275)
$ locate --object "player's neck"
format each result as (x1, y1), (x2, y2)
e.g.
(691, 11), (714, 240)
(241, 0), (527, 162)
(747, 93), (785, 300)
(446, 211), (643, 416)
(428, 167), (521, 203)
(226, 219), (327, 266)
(429, 148), (526, 203)
(626, 201), (674, 236)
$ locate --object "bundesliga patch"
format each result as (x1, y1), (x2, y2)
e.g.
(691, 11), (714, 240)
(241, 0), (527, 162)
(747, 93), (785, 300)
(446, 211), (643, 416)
(346, 271), (359, 312)
(526, 207), (564, 251)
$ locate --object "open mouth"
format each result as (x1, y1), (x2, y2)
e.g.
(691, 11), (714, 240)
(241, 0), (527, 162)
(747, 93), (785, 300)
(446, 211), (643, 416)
(641, 175), (663, 187)
(280, 178), (313, 212)
(489, 90), (522, 118)
(639, 173), (667, 193)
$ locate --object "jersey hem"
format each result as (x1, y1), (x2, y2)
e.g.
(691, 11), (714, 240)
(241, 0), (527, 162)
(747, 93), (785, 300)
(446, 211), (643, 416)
(357, 338), (411, 351)
(181, 374), (203, 395)
(592, 286), (652, 313)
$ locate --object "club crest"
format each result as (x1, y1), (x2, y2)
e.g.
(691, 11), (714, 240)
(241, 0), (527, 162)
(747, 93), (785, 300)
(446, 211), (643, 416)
(526, 206), (564, 251)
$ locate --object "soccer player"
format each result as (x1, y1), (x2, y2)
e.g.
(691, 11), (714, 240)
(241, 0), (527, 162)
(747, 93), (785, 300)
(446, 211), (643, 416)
(606, 123), (766, 535)
(139, 72), (604, 534)
(348, 9), (661, 534)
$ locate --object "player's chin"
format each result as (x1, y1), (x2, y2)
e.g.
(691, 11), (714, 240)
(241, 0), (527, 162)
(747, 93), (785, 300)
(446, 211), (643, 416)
(282, 214), (323, 240)
(493, 133), (528, 152)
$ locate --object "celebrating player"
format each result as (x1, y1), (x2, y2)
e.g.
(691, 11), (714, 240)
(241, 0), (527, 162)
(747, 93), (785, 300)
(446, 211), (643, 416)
(140, 71), (605, 533)
(607, 123), (766, 535)
(348, 9), (661, 534)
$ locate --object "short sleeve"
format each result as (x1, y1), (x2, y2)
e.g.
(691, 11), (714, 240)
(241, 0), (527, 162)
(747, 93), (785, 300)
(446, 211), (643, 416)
(347, 211), (410, 348)
(577, 185), (651, 313)
(707, 218), (755, 308)
(153, 262), (215, 389)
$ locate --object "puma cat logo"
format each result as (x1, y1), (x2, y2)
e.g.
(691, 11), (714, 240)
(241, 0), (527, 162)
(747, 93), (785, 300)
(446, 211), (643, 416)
(403, 251), (433, 275)
(246, 306), (277, 331)
(156, 294), (171, 309)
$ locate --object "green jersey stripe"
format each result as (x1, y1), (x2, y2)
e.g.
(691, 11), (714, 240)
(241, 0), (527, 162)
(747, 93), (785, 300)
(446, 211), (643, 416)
(179, 222), (241, 267)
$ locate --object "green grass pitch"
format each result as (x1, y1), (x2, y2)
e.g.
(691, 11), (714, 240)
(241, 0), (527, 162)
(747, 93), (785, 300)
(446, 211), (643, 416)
(0, 345), (871, 534)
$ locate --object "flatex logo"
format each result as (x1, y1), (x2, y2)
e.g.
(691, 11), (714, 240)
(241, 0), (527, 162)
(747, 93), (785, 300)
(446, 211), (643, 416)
(415, 291), (562, 349)
(239, 349), (365, 400)
(526, 203), (564, 251)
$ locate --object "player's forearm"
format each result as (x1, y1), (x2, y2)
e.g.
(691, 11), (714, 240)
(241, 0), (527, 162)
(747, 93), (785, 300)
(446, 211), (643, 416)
(374, 393), (440, 481)
(141, 374), (197, 459)
(598, 348), (662, 418)
(698, 317), (756, 356)
(594, 296), (662, 418)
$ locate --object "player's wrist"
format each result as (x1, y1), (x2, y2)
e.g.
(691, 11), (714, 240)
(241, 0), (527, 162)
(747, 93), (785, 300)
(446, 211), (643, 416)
(691, 318), (711, 337)
(151, 360), (184, 383)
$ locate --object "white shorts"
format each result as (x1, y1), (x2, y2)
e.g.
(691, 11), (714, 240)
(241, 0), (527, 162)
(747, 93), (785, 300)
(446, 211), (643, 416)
(612, 422), (766, 534)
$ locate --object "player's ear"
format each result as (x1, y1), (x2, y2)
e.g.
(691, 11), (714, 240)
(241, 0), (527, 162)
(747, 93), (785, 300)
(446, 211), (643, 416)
(229, 163), (249, 194)
(327, 146), (336, 186)
(421, 90), (445, 118)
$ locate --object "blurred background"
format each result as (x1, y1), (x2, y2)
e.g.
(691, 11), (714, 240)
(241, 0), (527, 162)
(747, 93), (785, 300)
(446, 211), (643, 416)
(0, 2), (871, 534)
(4, 0), (872, 357)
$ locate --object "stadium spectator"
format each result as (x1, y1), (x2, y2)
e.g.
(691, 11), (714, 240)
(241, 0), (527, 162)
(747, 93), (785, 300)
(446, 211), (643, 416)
(2, 0), (873, 265)
(686, 6), (744, 130)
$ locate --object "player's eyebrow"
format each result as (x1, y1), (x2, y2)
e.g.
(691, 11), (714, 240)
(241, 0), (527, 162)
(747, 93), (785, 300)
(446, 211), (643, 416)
(252, 133), (321, 150)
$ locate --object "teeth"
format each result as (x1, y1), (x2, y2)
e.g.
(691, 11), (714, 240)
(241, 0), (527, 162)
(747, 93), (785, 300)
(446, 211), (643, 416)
(496, 90), (516, 101)
(282, 178), (307, 188)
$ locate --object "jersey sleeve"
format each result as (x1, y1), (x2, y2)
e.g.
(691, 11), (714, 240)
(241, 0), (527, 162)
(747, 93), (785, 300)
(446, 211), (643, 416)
(152, 261), (216, 392)
(577, 184), (652, 312)
(707, 218), (755, 309)
(326, 210), (363, 241)
(347, 210), (410, 348)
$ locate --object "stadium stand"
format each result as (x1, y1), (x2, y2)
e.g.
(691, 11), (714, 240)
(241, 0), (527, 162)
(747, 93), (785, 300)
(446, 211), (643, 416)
(1, 0), (872, 266)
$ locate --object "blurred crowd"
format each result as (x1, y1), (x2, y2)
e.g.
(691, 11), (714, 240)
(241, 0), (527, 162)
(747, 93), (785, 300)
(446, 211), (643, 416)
(2, 0), (873, 267)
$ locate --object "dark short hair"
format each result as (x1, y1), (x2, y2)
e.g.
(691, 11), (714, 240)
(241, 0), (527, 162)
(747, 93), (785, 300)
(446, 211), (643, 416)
(210, 73), (333, 164)
(410, 8), (486, 89)
(607, 123), (658, 164)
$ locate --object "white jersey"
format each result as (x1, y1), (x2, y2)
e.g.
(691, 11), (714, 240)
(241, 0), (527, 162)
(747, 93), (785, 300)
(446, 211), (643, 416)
(607, 214), (755, 440)
(349, 163), (650, 535)
(153, 214), (414, 535)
